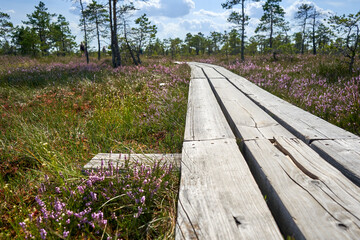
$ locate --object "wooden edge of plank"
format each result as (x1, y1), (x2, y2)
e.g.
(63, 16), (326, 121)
(310, 140), (360, 187)
(83, 153), (181, 171)
(203, 62), (359, 141)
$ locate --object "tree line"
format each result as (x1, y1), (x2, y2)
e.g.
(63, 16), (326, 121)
(0, 0), (359, 71)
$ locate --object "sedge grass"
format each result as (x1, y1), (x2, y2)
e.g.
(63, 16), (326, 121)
(0, 56), (190, 239)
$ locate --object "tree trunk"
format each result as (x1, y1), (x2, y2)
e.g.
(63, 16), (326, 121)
(95, 16), (101, 60)
(240, 0), (245, 61)
(124, 23), (138, 65)
(109, 0), (121, 67)
(112, 0), (121, 67)
(312, 15), (316, 55)
(109, 0), (115, 66)
(349, 27), (359, 73)
(80, 0), (89, 64)
(269, 10), (273, 49)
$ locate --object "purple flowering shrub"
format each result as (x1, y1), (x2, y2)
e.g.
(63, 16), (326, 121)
(19, 160), (176, 239)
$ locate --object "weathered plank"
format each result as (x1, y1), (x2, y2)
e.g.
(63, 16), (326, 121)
(311, 139), (360, 186)
(188, 62), (206, 79)
(243, 137), (360, 239)
(210, 64), (359, 141)
(184, 78), (234, 141)
(176, 139), (283, 240)
(200, 66), (226, 79)
(208, 77), (294, 140)
(198, 62), (360, 186)
(83, 153), (181, 170)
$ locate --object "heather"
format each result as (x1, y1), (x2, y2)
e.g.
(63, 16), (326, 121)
(202, 55), (360, 135)
(0, 56), (190, 239)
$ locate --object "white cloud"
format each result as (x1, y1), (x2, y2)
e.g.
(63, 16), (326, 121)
(245, 0), (264, 17)
(284, 0), (333, 19)
(7, 10), (15, 14)
(141, 0), (195, 18)
(193, 9), (229, 18)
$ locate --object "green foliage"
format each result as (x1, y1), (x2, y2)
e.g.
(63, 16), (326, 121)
(49, 15), (76, 55)
(22, 1), (56, 55)
(83, 0), (109, 60)
(318, 60), (350, 83)
(0, 56), (190, 238)
(329, 11), (360, 73)
(0, 10), (13, 51)
(255, 0), (285, 49)
(131, 14), (157, 63)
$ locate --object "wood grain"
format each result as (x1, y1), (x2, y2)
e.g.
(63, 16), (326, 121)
(243, 138), (360, 239)
(183, 78), (234, 141)
(311, 139), (360, 186)
(210, 63), (359, 141)
(197, 62), (360, 186)
(176, 139), (282, 240)
(188, 62), (206, 79)
(208, 77), (293, 141)
(83, 153), (182, 170)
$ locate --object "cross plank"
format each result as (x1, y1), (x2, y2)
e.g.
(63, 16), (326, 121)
(83, 153), (181, 170)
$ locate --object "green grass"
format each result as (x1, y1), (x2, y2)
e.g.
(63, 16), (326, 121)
(0, 55), (190, 239)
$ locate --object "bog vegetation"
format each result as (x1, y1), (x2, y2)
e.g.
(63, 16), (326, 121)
(0, 0), (359, 239)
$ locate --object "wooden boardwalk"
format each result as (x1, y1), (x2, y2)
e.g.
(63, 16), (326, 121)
(176, 62), (360, 239)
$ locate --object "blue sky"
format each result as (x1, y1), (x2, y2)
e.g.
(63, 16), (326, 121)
(0, 0), (359, 47)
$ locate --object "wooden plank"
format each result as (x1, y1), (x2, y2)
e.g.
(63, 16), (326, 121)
(210, 64), (359, 141)
(209, 78), (294, 140)
(184, 78), (235, 141)
(188, 62), (206, 79)
(199, 63), (360, 186)
(176, 139), (282, 240)
(311, 139), (360, 186)
(201, 66), (226, 79)
(83, 153), (181, 170)
(243, 137), (360, 240)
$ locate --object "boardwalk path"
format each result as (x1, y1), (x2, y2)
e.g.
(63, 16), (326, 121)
(175, 62), (360, 240)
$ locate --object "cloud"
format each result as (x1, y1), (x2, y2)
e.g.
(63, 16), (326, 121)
(245, 0), (264, 18)
(284, 0), (333, 19)
(7, 10), (15, 14)
(325, 1), (345, 7)
(141, 0), (195, 18)
(193, 9), (229, 18)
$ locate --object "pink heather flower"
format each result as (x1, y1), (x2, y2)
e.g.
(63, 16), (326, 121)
(63, 230), (69, 238)
(55, 187), (61, 193)
(134, 206), (143, 218)
(40, 228), (47, 239)
(19, 222), (26, 231)
(90, 191), (97, 201)
(77, 185), (85, 194)
(140, 196), (145, 204)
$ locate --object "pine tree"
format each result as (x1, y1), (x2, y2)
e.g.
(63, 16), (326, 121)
(222, 0), (260, 61)
(84, 0), (108, 60)
(255, 0), (285, 50)
(23, 1), (56, 55)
